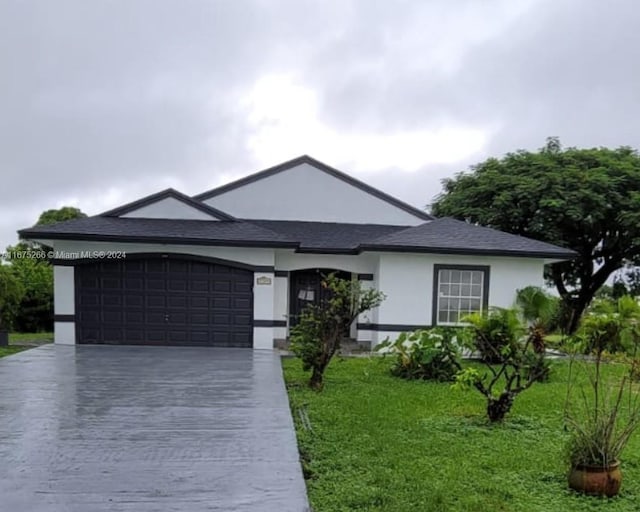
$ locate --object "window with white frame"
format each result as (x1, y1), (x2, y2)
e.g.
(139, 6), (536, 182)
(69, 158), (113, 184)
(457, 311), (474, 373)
(435, 266), (488, 325)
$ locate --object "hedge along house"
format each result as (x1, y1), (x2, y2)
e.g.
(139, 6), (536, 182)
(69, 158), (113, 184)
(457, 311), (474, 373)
(20, 156), (576, 350)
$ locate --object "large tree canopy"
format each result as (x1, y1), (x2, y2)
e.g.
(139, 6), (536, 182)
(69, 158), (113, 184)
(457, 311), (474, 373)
(431, 138), (640, 333)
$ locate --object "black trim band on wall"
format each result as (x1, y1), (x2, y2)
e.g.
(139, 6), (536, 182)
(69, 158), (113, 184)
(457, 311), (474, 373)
(253, 320), (288, 328)
(357, 273), (374, 281)
(431, 264), (490, 327)
(54, 314), (75, 322)
(274, 270), (289, 277)
(52, 253), (275, 273)
(356, 323), (428, 332)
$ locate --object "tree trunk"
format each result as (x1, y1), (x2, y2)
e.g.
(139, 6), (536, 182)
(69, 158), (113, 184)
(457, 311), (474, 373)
(564, 295), (591, 335)
(487, 392), (515, 422)
(309, 367), (325, 391)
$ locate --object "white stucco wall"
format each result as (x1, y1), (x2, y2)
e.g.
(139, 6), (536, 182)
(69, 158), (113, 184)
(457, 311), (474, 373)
(53, 265), (76, 345)
(54, 322), (76, 345)
(204, 162), (425, 225)
(375, 253), (545, 329)
(275, 250), (377, 274)
(53, 266), (75, 315)
(274, 274), (289, 338)
(121, 197), (216, 220)
(52, 240), (275, 268)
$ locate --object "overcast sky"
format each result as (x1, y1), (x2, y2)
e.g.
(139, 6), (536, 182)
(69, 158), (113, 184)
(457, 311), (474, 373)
(2, 0), (639, 249)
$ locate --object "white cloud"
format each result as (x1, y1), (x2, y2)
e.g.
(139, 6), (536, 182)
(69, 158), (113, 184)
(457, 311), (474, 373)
(244, 74), (492, 173)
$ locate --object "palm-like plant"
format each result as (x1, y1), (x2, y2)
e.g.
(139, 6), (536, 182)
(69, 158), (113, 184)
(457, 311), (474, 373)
(516, 286), (557, 354)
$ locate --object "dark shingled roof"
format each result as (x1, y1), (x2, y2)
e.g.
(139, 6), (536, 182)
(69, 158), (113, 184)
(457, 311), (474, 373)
(360, 217), (577, 258)
(18, 217), (297, 248)
(249, 220), (402, 253)
(19, 216), (576, 259)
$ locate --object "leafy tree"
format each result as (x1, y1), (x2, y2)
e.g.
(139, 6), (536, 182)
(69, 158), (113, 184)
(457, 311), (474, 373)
(432, 138), (640, 333)
(5, 206), (86, 332)
(0, 265), (25, 331)
(290, 273), (385, 390)
(36, 206), (87, 226)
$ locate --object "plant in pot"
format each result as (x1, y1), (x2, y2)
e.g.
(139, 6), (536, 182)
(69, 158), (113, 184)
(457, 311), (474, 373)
(564, 304), (640, 497)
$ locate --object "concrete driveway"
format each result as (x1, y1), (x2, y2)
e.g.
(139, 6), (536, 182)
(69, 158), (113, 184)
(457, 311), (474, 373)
(0, 345), (309, 512)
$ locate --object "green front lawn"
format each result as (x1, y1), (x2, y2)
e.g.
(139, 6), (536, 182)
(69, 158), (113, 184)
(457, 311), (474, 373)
(9, 332), (53, 344)
(0, 346), (28, 357)
(283, 357), (640, 512)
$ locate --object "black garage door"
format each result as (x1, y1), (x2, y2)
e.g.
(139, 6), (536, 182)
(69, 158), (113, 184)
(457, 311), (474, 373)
(75, 257), (253, 347)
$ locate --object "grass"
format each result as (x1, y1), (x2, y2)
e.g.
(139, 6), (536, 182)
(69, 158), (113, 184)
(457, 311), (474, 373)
(9, 332), (53, 344)
(283, 356), (640, 512)
(0, 332), (53, 358)
(0, 346), (29, 358)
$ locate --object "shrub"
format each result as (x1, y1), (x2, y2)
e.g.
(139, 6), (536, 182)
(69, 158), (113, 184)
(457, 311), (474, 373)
(289, 273), (385, 390)
(376, 327), (466, 382)
(454, 307), (548, 422)
(464, 308), (523, 363)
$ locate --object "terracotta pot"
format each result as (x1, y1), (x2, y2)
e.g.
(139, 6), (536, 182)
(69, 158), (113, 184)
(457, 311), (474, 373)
(568, 461), (622, 497)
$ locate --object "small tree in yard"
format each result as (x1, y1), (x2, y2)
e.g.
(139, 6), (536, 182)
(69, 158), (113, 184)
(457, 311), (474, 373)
(453, 307), (549, 422)
(289, 273), (385, 390)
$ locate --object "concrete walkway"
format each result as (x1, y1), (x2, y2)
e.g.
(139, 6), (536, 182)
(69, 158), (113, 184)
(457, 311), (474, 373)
(0, 345), (309, 511)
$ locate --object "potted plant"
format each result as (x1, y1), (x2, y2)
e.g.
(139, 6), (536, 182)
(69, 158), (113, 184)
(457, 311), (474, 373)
(564, 303), (640, 497)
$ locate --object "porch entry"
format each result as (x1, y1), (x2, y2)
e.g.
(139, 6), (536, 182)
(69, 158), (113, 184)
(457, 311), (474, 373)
(289, 268), (352, 326)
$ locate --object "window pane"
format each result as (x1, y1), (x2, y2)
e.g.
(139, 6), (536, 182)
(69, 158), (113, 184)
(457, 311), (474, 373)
(436, 267), (485, 326)
(439, 269), (451, 283)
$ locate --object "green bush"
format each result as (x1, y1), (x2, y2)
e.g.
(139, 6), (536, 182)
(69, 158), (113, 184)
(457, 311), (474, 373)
(464, 308), (523, 363)
(376, 328), (466, 382)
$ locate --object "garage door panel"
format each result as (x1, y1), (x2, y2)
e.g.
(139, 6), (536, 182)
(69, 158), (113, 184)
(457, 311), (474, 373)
(168, 279), (187, 292)
(76, 257), (254, 347)
(125, 311), (144, 323)
(168, 295), (187, 308)
(147, 295), (167, 308)
(125, 295), (144, 307)
(147, 279), (166, 291)
(212, 297), (231, 309)
(189, 312), (209, 325)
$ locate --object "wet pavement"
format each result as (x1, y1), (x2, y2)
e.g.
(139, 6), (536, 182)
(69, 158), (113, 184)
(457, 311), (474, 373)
(0, 345), (309, 511)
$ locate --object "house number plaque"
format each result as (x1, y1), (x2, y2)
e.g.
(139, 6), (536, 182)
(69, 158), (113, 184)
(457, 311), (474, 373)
(256, 276), (272, 285)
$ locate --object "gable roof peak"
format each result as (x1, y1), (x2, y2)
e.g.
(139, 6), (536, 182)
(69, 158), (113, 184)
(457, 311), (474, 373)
(100, 187), (236, 221)
(194, 156), (433, 221)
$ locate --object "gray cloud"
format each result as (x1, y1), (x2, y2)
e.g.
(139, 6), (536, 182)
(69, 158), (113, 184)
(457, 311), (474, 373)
(2, 0), (639, 248)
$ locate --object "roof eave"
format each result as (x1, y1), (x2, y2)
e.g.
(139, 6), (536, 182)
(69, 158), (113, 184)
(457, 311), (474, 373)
(359, 244), (577, 260)
(17, 230), (299, 249)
